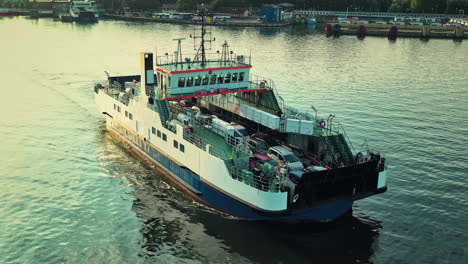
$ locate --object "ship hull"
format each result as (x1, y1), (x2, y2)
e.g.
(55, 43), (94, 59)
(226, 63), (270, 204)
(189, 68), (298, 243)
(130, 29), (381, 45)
(106, 117), (358, 222)
(0, 12), (18, 16)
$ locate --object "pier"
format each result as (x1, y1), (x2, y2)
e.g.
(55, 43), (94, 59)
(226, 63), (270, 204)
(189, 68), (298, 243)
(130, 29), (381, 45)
(326, 23), (467, 39)
(104, 14), (292, 27)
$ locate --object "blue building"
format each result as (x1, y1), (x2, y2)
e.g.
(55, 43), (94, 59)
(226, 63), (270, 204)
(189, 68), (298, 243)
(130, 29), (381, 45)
(260, 5), (282, 23)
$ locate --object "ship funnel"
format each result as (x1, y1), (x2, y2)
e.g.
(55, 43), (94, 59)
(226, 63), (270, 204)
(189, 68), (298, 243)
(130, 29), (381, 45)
(140, 52), (155, 97)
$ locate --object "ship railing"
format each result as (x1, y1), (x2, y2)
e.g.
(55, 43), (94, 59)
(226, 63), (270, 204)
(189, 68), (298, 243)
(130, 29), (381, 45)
(248, 74), (284, 112)
(156, 53), (251, 67)
(97, 80), (135, 106)
(282, 105), (316, 121)
(183, 127), (232, 159)
(226, 164), (285, 193)
(329, 122), (356, 154)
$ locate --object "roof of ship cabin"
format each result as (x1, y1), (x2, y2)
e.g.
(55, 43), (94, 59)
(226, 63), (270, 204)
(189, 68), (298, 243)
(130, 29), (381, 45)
(156, 61), (251, 74)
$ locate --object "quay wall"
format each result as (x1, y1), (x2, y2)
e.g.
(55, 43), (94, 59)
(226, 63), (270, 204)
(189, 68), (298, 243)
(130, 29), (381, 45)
(327, 23), (467, 39)
(104, 14), (292, 27)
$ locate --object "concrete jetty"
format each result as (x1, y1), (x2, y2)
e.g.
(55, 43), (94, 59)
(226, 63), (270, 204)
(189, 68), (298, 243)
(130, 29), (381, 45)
(104, 14), (292, 28)
(326, 23), (467, 39)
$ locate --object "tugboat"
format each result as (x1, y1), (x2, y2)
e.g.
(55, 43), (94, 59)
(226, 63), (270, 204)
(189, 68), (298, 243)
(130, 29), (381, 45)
(59, 1), (98, 23)
(94, 8), (387, 221)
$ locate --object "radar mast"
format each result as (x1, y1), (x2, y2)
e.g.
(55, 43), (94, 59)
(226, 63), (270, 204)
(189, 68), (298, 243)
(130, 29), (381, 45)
(192, 4), (214, 66)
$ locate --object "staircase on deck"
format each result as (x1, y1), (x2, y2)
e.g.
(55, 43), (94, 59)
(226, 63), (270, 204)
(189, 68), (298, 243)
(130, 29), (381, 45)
(323, 133), (355, 166)
(154, 99), (170, 126)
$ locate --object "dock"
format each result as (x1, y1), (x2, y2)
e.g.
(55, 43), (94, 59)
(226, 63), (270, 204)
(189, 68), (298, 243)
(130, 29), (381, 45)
(326, 23), (467, 39)
(104, 14), (292, 27)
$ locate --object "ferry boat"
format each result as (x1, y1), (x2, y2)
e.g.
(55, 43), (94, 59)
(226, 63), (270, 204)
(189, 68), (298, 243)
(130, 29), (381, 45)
(59, 1), (98, 23)
(94, 9), (388, 222)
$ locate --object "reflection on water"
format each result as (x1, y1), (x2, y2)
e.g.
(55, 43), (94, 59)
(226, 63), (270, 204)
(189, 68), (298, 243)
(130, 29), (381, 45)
(114, 145), (381, 263)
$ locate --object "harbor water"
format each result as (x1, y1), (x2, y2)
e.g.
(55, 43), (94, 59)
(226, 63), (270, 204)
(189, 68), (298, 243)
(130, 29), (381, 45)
(0, 17), (467, 263)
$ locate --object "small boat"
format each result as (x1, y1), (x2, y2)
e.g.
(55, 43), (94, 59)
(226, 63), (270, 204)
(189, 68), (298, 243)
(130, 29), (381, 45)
(60, 1), (98, 23)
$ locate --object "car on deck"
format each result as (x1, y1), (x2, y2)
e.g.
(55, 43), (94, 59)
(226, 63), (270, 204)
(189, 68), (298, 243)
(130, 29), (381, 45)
(267, 146), (304, 171)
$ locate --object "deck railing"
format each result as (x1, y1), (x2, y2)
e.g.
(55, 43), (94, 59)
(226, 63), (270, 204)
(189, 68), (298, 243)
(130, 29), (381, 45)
(225, 161), (287, 193)
(249, 74), (284, 112)
(156, 52), (251, 67)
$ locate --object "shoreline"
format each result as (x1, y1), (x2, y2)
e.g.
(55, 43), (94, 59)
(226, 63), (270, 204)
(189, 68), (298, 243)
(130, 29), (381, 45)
(104, 14), (293, 28)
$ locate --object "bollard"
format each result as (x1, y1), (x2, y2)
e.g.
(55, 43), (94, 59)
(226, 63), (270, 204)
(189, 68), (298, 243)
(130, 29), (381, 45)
(454, 26), (464, 39)
(357, 25), (366, 39)
(421, 26), (430, 40)
(325, 23), (332, 37)
(333, 24), (341, 37)
(388, 26), (398, 40)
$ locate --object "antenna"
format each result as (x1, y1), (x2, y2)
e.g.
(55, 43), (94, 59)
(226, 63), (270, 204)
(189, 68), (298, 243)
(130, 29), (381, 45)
(192, 4), (215, 66)
(173, 38), (186, 67)
(155, 42), (158, 66)
(221, 41), (229, 64)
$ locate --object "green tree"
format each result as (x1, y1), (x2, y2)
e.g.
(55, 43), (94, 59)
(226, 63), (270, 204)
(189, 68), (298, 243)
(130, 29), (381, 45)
(127, 0), (161, 11)
(176, 0), (195, 12)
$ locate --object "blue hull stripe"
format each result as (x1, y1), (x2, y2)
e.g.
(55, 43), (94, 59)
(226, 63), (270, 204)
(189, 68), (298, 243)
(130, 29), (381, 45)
(110, 123), (353, 221)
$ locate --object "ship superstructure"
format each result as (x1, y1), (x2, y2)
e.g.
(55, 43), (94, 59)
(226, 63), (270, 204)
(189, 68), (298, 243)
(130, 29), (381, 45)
(94, 9), (387, 221)
(59, 1), (98, 23)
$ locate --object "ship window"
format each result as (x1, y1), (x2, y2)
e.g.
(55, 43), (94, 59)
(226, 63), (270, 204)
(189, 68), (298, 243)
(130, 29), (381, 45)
(162, 133), (167, 141)
(125, 111), (128, 117)
(129, 113), (133, 120)
(194, 76), (201, 86)
(168, 76), (171, 87)
(210, 75), (217, 85)
(225, 73), (231, 83)
(173, 140), (178, 148)
(186, 77), (194, 87)
(232, 73), (238, 82)
(217, 74), (224, 84)
(180, 144), (185, 152)
(117, 106), (121, 112)
(239, 72), (245, 82)
(157, 130), (161, 138)
(178, 77), (186, 87)
(202, 76), (209, 85)
(114, 104), (117, 110)
(152, 127), (156, 134)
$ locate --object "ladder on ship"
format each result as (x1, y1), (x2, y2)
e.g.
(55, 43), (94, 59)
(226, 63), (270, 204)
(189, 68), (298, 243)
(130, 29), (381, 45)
(154, 99), (170, 127)
(323, 134), (355, 166)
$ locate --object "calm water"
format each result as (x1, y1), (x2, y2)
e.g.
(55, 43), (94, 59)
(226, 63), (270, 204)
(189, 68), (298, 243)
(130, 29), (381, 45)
(0, 17), (467, 264)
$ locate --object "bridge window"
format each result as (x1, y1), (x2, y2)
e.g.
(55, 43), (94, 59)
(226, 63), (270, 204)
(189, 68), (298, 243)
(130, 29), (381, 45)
(157, 130), (161, 138)
(186, 77), (194, 87)
(232, 73), (238, 82)
(173, 140), (178, 148)
(239, 72), (245, 82)
(225, 73), (231, 83)
(125, 111), (128, 117)
(194, 76), (201, 86)
(179, 144), (185, 152)
(202, 76), (209, 85)
(129, 113), (133, 120)
(217, 74), (224, 84)
(152, 127), (156, 134)
(210, 74), (217, 85)
(162, 133), (167, 141)
(117, 106), (121, 112)
(178, 77), (186, 87)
